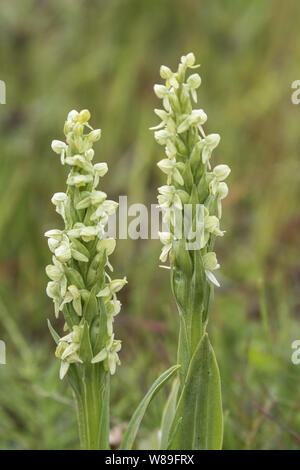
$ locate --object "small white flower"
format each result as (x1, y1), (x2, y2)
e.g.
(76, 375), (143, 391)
(87, 129), (101, 143)
(48, 237), (60, 253)
(51, 140), (68, 164)
(91, 334), (121, 375)
(67, 173), (93, 187)
(150, 109), (175, 132)
(91, 190), (107, 205)
(90, 200), (118, 223)
(213, 164), (231, 182)
(85, 149), (94, 161)
(54, 236), (72, 263)
(77, 109), (91, 124)
(46, 281), (61, 317)
(94, 162), (108, 176)
(154, 129), (172, 146)
(159, 65), (179, 89)
(55, 325), (84, 379)
(181, 52), (196, 67)
(93, 162), (108, 187)
(60, 284), (82, 316)
(105, 300), (121, 336)
(158, 185), (182, 210)
(158, 231), (173, 263)
(186, 73), (201, 102)
(65, 154), (93, 172)
(97, 238), (116, 255)
(177, 109), (207, 134)
(97, 278), (127, 299)
(67, 109), (79, 123)
(205, 215), (224, 237)
(203, 252), (220, 287)
(157, 158), (184, 185)
(202, 134), (221, 167)
(45, 257), (67, 297)
(51, 192), (68, 220)
(79, 225), (98, 242)
(153, 84), (171, 111)
(154, 84), (169, 99)
(44, 229), (64, 240)
(216, 182), (229, 218)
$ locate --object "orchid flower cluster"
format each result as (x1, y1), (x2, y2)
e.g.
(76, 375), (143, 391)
(45, 109), (126, 379)
(152, 53), (230, 288)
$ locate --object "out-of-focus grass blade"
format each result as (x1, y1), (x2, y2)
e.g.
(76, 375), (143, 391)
(120, 364), (180, 450)
(160, 377), (179, 450)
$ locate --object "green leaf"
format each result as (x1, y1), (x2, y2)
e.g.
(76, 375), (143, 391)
(83, 287), (98, 323)
(177, 314), (190, 387)
(64, 266), (85, 289)
(120, 365), (180, 450)
(160, 378), (179, 450)
(170, 333), (223, 450)
(47, 319), (60, 344)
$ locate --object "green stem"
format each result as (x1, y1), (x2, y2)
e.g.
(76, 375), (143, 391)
(73, 364), (110, 450)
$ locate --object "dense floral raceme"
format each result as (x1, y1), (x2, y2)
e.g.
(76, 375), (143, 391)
(46, 110), (126, 379)
(152, 53), (230, 289)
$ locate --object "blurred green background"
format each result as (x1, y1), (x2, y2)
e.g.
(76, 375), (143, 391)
(0, 0), (300, 450)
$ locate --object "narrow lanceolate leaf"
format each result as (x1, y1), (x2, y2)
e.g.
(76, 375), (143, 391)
(170, 334), (223, 450)
(83, 287), (98, 324)
(160, 378), (179, 450)
(98, 370), (110, 450)
(47, 319), (60, 344)
(120, 365), (180, 450)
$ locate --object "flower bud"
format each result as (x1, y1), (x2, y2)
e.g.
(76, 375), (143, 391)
(160, 65), (173, 79)
(205, 133), (220, 149)
(87, 129), (101, 143)
(78, 109), (91, 124)
(48, 237), (60, 253)
(91, 190), (107, 205)
(44, 229), (63, 240)
(51, 140), (67, 154)
(205, 216), (219, 233)
(67, 173), (93, 187)
(51, 192), (67, 206)
(203, 252), (219, 271)
(97, 238), (116, 255)
(55, 241), (72, 263)
(46, 264), (63, 281)
(67, 110), (79, 123)
(80, 226), (97, 242)
(110, 278), (127, 294)
(189, 109), (207, 126)
(216, 182), (229, 199)
(213, 164), (231, 181)
(85, 149), (94, 161)
(154, 129), (170, 145)
(94, 162), (108, 177)
(154, 84), (168, 99)
(187, 73), (201, 89)
(46, 281), (60, 299)
(181, 52), (195, 67)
